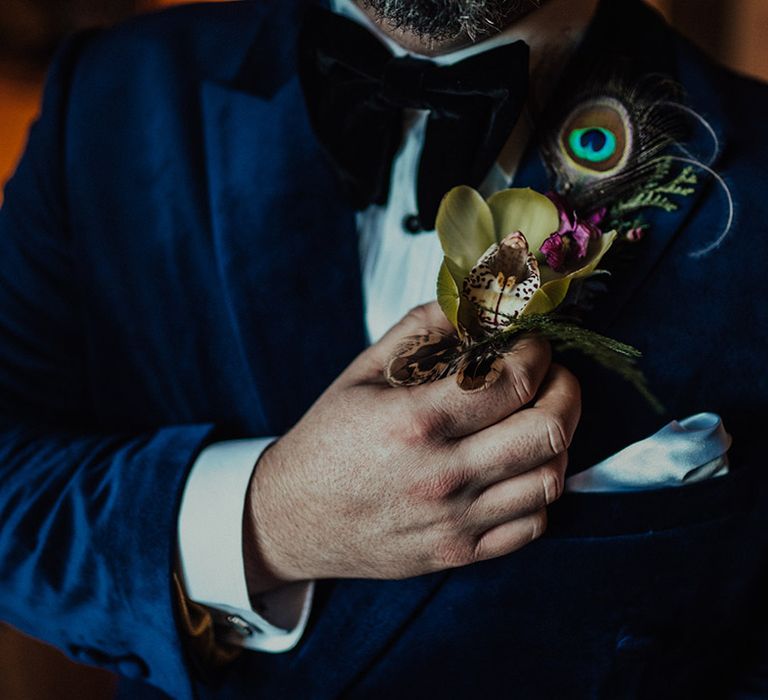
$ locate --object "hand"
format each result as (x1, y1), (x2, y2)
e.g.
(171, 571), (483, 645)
(245, 303), (581, 590)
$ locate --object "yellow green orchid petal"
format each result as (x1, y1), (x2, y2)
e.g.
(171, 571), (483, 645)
(487, 188), (560, 251)
(436, 260), (460, 330)
(443, 255), (468, 289)
(521, 286), (561, 316)
(522, 231), (617, 316)
(436, 275), (477, 339)
(436, 186), (496, 278)
(522, 279), (570, 315)
(571, 229), (616, 277)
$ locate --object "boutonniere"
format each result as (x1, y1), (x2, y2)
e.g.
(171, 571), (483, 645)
(385, 185), (659, 409)
(384, 74), (725, 409)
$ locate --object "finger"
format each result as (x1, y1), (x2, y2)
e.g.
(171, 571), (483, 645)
(408, 336), (552, 438)
(453, 364), (581, 489)
(473, 508), (548, 563)
(460, 453), (568, 533)
(345, 301), (454, 384)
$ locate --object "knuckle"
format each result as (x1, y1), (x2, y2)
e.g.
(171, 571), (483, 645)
(515, 336), (551, 363)
(506, 365), (537, 407)
(434, 535), (475, 569)
(405, 410), (436, 445)
(413, 467), (470, 502)
(453, 496), (480, 531)
(407, 401), (454, 444)
(542, 412), (570, 456)
(503, 338), (551, 405)
(530, 509), (548, 541)
(405, 411), (431, 444)
(540, 466), (563, 505)
(429, 403), (457, 439)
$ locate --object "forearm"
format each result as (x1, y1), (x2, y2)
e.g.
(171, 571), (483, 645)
(0, 417), (214, 700)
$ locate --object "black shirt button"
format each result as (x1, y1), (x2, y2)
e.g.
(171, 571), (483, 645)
(402, 214), (423, 234)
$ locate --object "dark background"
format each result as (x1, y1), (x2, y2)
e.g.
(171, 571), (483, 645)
(0, 1), (765, 698)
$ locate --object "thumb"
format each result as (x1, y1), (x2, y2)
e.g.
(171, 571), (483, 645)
(344, 301), (456, 385)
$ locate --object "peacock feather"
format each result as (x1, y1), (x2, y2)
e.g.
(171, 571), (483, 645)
(540, 74), (693, 221)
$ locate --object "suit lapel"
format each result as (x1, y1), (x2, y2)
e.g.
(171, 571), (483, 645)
(200, 75), (366, 434)
(589, 160), (723, 336)
(514, 0), (727, 335)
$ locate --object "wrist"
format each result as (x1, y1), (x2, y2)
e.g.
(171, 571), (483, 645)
(243, 444), (307, 593)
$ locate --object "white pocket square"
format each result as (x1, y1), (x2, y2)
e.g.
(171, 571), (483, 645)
(565, 412), (731, 493)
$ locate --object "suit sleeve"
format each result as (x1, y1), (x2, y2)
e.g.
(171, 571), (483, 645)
(0, 36), (214, 700)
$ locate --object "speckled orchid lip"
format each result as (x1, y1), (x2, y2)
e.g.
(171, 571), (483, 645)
(462, 232), (541, 334)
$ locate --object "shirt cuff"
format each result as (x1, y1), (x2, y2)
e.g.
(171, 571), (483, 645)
(177, 438), (314, 652)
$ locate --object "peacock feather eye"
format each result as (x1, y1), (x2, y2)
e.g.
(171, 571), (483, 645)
(560, 98), (631, 174)
(568, 127), (617, 163)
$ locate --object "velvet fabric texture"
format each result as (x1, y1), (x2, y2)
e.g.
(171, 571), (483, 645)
(0, 1), (767, 698)
(297, 5), (530, 230)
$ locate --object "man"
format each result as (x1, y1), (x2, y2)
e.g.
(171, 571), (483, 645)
(0, 0), (766, 698)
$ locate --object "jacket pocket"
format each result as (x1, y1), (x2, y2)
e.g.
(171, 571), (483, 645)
(546, 460), (755, 539)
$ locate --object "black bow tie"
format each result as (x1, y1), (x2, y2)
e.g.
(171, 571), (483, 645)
(298, 5), (530, 232)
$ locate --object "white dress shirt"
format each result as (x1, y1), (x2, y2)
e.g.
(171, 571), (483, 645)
(177, 0), (597, 652)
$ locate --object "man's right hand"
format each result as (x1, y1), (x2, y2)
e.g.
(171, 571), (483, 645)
(245, 302), (581, 589)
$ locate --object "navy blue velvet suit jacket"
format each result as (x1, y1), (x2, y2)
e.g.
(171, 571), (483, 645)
(0, 0), (767, 698)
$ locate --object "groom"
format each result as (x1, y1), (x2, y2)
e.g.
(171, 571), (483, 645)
(0, 0), (766, 698)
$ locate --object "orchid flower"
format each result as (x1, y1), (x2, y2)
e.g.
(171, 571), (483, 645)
(435, 186), (617, 338)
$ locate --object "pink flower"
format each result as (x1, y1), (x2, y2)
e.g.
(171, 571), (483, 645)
(626, 226), (646, 242)
(540, 193), (606, 273)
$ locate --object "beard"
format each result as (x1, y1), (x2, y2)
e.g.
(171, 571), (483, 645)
(358, 0), (542, 42)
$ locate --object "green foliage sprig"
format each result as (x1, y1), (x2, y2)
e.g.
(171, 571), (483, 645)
(479, 314), (664, 413)
(611, 160), (698, 218)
